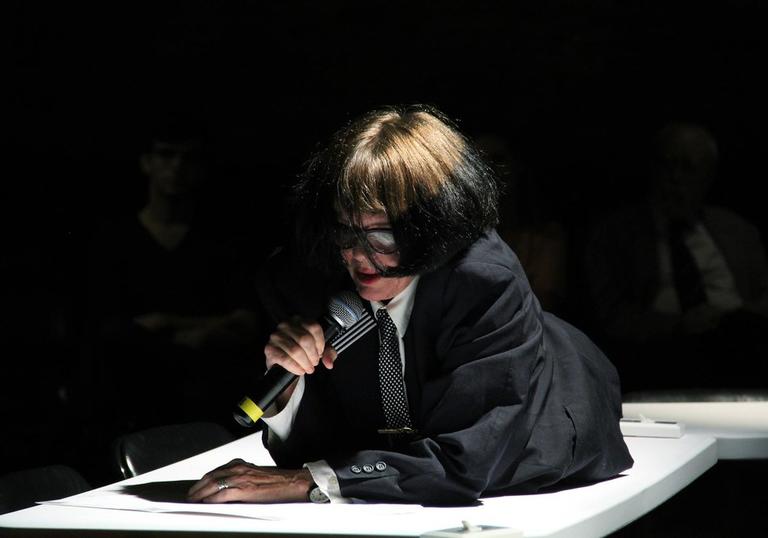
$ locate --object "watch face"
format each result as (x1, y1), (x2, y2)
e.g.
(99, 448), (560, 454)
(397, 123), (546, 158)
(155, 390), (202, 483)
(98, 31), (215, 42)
(309, 486), (330, 503)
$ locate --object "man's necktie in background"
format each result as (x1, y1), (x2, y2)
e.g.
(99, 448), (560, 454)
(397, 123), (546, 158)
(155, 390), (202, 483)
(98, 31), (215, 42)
(667, 219), (707, 311)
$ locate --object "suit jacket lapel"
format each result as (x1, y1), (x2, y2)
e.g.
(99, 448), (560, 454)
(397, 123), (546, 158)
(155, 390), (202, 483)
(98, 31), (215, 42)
(403, 271), (444, 427)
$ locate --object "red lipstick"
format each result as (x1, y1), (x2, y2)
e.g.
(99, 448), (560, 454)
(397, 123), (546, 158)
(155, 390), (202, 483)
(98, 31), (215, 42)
(355, 270), (380, 285)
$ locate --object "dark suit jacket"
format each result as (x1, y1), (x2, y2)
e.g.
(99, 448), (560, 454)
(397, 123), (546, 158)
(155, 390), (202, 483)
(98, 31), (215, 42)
(582, 204), (768, 344)
(258, 230), (632, 505)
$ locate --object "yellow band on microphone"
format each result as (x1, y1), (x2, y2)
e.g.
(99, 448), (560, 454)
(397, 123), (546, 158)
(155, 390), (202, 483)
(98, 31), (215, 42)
(238, 397), (264, 422)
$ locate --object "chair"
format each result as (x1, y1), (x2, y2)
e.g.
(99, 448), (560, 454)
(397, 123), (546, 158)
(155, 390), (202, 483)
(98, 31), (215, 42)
(0, 465), (91, 515)
(112, 421), (235, 479)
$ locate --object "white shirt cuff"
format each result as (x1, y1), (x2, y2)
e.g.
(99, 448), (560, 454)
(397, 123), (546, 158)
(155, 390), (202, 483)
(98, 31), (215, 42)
(305, 460), (349, 503)
(261, 376), (305, 444)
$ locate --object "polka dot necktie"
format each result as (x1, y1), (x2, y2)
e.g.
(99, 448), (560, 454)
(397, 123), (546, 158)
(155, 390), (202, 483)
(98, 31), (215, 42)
(376, 308), (412, 429)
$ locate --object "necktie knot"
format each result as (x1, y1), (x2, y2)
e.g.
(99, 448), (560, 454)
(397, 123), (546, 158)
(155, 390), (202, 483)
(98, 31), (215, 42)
(377, 309), (396, 337)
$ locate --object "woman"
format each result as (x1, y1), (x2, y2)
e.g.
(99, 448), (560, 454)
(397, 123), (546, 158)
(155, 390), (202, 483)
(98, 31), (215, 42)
(188, 105), (632, 505)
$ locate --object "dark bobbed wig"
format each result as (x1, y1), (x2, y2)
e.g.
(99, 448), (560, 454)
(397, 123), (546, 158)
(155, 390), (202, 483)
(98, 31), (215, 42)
(293, 104), (499, 277)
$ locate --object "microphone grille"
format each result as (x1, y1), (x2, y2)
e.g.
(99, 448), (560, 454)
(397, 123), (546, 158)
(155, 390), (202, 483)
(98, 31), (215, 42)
(327, 291), (366, 329)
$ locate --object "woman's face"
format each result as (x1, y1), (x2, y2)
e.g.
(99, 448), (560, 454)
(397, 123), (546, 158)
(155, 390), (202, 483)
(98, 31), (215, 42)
(339, 212), (414, 302)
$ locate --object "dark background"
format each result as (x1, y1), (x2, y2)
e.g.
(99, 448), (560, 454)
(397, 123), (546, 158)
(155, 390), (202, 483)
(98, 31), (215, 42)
(4, 0), (767, 531)
(8, 1), (768, 239)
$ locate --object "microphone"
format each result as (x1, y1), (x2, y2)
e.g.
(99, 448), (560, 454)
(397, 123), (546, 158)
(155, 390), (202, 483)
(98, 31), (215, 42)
(234, 290), (375, 427)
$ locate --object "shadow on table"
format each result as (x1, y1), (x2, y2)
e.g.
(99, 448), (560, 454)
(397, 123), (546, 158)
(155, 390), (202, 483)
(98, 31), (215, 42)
(538, 472), (630, 494)
(120, 480), (197, 503)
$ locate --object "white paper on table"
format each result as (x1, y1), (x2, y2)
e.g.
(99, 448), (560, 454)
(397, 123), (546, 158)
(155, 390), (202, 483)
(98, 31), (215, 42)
(39, 482), (427, 521)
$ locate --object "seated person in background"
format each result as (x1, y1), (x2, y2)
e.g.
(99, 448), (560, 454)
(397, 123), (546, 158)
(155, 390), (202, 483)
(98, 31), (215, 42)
(582, 121), (768, 392)
(188, 105), (632, 505)
(83, 120), (266, 439)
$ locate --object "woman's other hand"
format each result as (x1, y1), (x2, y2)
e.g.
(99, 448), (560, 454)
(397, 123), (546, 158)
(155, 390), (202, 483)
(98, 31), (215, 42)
(187, 458), (313, 503)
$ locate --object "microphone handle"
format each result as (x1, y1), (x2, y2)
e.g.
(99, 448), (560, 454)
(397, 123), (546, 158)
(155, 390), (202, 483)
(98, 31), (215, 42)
(234, 365), (297, 427)
(233, 318), (344, 428)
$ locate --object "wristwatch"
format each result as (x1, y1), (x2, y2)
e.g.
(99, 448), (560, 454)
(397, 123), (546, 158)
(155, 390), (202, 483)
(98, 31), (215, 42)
(308, 483), (330, 504)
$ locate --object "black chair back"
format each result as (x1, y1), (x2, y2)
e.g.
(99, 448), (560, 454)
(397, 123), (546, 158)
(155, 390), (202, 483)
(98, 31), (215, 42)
(0, 464), (91, 515)
(113, 421), (235, 479)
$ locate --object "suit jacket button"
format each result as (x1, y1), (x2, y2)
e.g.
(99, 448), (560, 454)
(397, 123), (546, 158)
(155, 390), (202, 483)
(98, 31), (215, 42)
(362, 464), (374, 473)
(375, 461), (387, 472)
(350, 465), (362, 474)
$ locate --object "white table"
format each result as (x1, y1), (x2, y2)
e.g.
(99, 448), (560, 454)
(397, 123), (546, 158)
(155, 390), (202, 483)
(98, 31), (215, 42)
(622, 401), (768, 459)
(0, 431), (717, 537)
(619, 400), (768, 535)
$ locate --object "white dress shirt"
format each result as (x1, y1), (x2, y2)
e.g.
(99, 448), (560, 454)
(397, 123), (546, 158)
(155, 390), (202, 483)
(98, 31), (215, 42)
(652, 218), (743, 314)
(261, 276), (420, 502)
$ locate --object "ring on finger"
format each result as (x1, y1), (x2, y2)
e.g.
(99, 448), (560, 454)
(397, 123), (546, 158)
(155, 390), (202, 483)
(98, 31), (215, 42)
(217, 478), (230, 491)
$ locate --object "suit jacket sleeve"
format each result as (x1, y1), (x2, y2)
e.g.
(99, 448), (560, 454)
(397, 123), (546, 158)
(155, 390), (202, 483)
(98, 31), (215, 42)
(705, 206), (768, 316)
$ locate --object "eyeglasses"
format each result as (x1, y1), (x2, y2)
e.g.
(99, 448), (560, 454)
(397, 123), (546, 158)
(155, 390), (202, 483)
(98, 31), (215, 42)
(333, 223), (398, 255)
